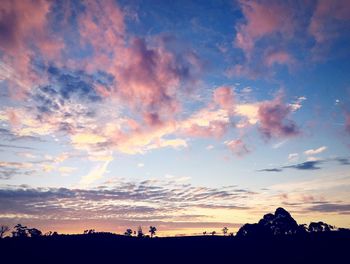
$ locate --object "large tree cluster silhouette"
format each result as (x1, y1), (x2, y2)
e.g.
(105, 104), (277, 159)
(236, 207), (338, 238)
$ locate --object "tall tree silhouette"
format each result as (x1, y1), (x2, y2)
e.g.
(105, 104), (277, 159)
(149, 226), (157, 238)
(0, 225), (9, 238)
(137, 226), (144, 238)
(124, 229), (133, 236)
(222, 227), (228, 236)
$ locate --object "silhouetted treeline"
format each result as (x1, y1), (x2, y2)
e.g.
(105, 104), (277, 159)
(1, 208), (349, 264)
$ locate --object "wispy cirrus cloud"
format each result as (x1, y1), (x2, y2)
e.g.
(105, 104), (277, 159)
(79, 160), (112, 187)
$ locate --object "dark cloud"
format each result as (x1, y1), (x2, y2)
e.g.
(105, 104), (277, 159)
(335, 157), (350, 165)
(0, 143), (36, 150)
(258, 168), (282, 172)
(307, 203), (350, 213)
(284, 161), (322, 170)
(259, 157), (350, 173)
(194, 204), (249, 210)
(0, 160), (50, 179)
(0, 128), (44, 143)
(0, 167), (35, 179)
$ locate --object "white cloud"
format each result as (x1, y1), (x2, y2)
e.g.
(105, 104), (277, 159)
(165, 174), (191, 182)
(235, 103), (259, 125)
(304, 146), (327, 156)
(290, 96), (306, 111)
(288, 153), (299, 163)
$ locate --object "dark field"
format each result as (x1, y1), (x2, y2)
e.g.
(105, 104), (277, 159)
(1, 230), (350, 264)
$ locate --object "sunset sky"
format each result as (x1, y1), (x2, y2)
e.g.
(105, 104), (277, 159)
(0, 0), (350, 236)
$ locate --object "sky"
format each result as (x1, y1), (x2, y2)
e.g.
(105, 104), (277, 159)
(0, 0), (350, 236)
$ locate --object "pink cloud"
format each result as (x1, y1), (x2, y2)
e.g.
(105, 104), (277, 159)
(345, 112), (350, 135)
(78, 3), (201, 119)
(213, 86), (235, 113)
(6, 108), (20, 127)
(226, 139), (250, 157)
(258, 93), (299, 139)
(309, 0), (350, 44)
(143, 112), (164, 128)
(0, 0), (50, 54)
(115, 38), (182, 114)
(0, 0), (63, 98)
(264, 51), (294, 67)
(234, 0), (294, 57)
(78, 0), (125, 73)
(185, 121), (229, 139)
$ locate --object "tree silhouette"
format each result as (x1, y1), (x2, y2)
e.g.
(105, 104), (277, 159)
(222, 227), (228, 236)
(211, 231), (216, 236)
(309, 222), (334, 232)
(84, 229), (95, 235)
(203, 231), (207, 236)
(12, 224), (28, 238)
(237, 207), (301, 238)
(44, 231), (53, 236)
(137, 226), (144, 238)
(0, 225), (9, 238)
(28, 228), (42, 237)
(124, 229), (133, 236)
(149, 226), (157, 238)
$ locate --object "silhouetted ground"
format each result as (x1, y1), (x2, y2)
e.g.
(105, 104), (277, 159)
(2, 208), (349, 263)
(1, 230), (350, 264)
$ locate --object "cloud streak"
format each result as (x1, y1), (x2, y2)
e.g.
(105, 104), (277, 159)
(258, 157), (350, 173)
(304, 146), (327, 156)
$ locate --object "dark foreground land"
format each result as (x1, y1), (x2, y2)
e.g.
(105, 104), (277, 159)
(1, 231), (350, 264)
(2, 208), (350, 264)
